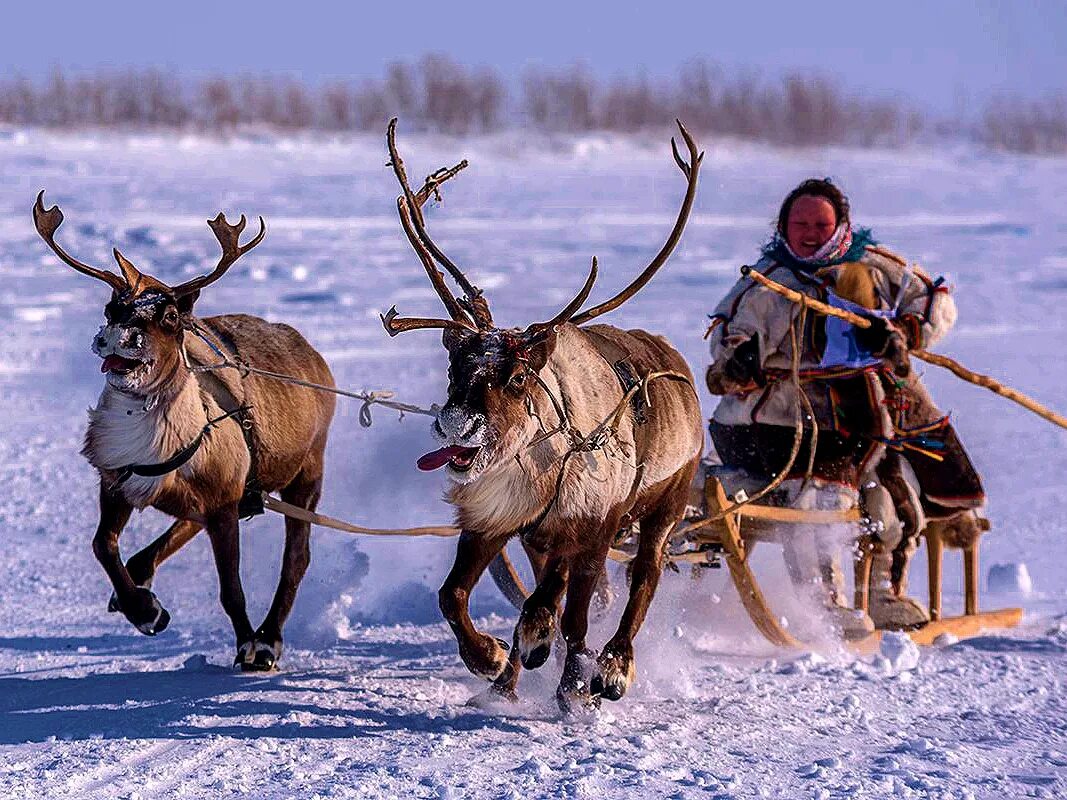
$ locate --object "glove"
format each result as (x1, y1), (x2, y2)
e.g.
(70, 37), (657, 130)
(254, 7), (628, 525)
(855, 317), (911, 377)
(853, 316), (893, 356)
(723, 334), (765, 387)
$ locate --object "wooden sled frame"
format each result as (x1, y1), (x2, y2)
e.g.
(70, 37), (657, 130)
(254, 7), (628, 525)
(681, 477), (1022, 651)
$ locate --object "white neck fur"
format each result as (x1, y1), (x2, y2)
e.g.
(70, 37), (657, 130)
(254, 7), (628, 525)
(85, 373), (207, 508)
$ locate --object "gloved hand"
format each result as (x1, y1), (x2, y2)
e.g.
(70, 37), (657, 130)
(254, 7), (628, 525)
(723, 334), (765, 387)
(855, 317), (910, 377)
(853, 316), (893, 355)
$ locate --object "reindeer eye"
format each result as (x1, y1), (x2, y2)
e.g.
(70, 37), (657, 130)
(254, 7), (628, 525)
(509, 370), (526, 388)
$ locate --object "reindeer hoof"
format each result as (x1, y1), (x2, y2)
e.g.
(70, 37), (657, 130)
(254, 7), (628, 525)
(120, 588), (170, 636)
(517, 605), (555, 670)
(107, 592), (121, 613)
(234, 640), (281, 672)
(556, 683), (601, 716)
(135, 605), (170, 637)
(556, 648), (601, 715)
(459, 634), (509, 680)
(594, 646), (636, 702)
(522, 644), (551, 670)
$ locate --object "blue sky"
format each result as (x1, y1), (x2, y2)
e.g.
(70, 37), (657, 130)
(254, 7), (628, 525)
(3, 0), (1064, 109)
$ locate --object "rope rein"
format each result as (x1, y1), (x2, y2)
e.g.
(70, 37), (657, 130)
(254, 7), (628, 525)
(677, 301), (813, 536)
(517, 365), (693, 544)
(182, 321), (437, 427)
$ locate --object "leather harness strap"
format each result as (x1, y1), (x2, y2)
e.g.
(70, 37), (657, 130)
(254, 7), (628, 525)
(112, 405), (249, 488)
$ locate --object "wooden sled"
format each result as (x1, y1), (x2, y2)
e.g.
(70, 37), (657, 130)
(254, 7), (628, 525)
(487, 474), (1022, 651)
(674, 476), (1021, 651)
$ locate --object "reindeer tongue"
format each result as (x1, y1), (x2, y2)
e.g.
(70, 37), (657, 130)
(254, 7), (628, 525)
(417, 445), (475, 472)
(101, 354), (129, 373)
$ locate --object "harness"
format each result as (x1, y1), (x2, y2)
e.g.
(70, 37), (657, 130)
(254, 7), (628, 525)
(110, 319), (264, 517)
(111, 404), (250, 489)
(514, 339), (692, 549)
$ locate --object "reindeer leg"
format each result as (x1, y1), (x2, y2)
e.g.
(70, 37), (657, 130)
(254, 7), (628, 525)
(595, 469), (693, 701)
(204, 504), (256, 667)
(247, 468), (322, 672)
(108, 519), (202, 613)
(515, 557), (569, 670)
(92, 484), (172, 635)
(440, 530), (512, 680)
(488, 544), (565, 700)
(556, 545), (608, 714)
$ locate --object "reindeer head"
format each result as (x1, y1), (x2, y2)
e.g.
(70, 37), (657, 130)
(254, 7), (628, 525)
(381, 119), (702, 483)
(33, 192), (265, 397)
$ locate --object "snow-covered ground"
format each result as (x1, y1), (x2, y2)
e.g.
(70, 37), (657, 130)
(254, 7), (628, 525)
(0, 128), (1065, 798)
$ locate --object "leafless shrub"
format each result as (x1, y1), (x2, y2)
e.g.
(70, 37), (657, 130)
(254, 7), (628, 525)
(980, 94), (1067, 155)
(523, 65), (597, 130)
(420, 54), (504, 134)
(0, 62), (1059, 155)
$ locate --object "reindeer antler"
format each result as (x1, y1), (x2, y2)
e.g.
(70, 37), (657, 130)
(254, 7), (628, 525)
(524, 257), (599, 341)
(380, 305), (478, 337)
(382, 118), (484, 337)
(569, 120), (703, 325)
(33, 191), (128, 292)
(172, 213), (266, 298)
(386, 118), (493, 329)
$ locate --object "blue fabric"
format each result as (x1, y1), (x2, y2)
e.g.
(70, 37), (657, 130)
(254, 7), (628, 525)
(819, 291), (893, 369)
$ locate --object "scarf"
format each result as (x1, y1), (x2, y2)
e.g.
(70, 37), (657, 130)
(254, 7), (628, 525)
(762, 225), (876, 273)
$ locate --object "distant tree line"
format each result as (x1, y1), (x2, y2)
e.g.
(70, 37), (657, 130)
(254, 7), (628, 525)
(0, 56), (1062, 154)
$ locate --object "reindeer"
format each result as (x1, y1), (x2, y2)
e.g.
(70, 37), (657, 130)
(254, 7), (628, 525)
(33, 193), (335, 670)
(381, 120), (704, 710)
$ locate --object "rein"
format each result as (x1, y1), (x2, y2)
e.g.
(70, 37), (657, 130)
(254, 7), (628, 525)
(182, 320), (438, 426)
(678, 302), (814, 537)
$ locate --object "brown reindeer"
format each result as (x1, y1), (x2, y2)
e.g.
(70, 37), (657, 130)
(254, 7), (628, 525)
(381, 120), (704, 710)
(33, 193), (335, 671)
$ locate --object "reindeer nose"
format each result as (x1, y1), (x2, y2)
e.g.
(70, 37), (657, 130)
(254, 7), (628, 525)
(436, 404), (486, 443)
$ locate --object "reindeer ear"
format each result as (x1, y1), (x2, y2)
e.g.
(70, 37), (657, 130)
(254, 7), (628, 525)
(176, 290), (199, 314)
(522, 328), (558, 373)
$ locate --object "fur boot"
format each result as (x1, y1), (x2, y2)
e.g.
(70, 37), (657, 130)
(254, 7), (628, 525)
(781, 479), (874, 639)
(862, 482), (930, 629)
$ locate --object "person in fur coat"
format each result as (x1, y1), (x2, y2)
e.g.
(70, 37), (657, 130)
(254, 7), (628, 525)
(705, 178), (986, 635)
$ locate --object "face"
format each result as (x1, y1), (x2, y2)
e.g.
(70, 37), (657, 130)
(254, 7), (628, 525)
(785, 194), (838, 258)
(93, 290), (185, 395)
(418, 329), (549, 484)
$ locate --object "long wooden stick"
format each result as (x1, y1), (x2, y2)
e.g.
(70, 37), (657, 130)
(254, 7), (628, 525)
(909, 350), (1067, 430)
(741, 266), (1067, 431)
(741, 265), (872, 328)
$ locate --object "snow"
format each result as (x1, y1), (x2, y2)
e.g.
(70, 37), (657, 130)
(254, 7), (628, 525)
(1, 129), (1066, 798)
(988, 562), (1034, 597)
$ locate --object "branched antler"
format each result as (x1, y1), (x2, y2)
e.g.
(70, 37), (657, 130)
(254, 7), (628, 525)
(386, 118), (493, 330)
(33, 191), (128, 292)
(380, 305), (478, 337)
(172, 213), (266, 298)
(383, 118), (486, 336)
(570, 120), (703, 325)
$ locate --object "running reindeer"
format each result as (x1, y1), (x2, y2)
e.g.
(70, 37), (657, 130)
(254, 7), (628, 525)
(382, 120), (704, 709)
(33, 193), (335, 670)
